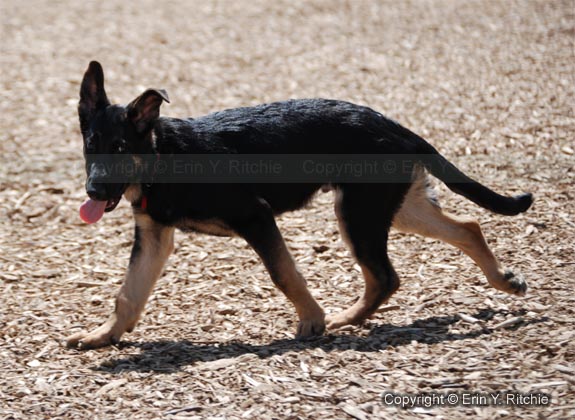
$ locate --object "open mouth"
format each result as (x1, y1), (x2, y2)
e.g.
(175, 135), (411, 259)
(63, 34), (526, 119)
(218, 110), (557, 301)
(105, 197), (121, 212)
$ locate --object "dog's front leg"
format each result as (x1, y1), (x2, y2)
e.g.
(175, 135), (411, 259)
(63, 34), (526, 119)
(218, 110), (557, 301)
(66, 215), (174, 349)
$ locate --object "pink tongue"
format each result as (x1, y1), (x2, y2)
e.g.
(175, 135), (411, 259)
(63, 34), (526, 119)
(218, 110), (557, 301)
(79, 199), (107, 224)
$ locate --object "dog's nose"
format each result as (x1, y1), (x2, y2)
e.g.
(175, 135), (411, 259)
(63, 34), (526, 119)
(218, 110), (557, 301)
(86, 182), (108, 201)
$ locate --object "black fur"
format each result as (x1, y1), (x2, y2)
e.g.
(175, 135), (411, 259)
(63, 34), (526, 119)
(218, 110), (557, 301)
(78, 61), (533, 337)
(128, 225), (141, 266)
(79, 62), (532, 225)
(415, 141), (534, 215)
(139, 99), (424, 226)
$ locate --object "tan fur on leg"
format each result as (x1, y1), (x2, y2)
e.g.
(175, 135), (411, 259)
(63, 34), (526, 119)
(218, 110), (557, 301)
(66, 214), (174, 349)
(392, 173), (527, 295)
(271, 240), (325, 338)
(326, 263), (399, 329)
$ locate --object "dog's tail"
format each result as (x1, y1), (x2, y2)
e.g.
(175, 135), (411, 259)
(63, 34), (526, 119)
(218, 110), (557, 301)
(413, 138), (533, 216)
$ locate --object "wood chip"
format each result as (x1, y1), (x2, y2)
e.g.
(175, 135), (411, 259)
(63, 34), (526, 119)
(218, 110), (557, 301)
(458, 313), (480, 323)
(492, 317), (523, 329)
(96, 379), (128, 396)
(341, 405), (369, 420)
(554, 364), (575, 375)
(200, 358), (238, 371)
(2, 1), (573, 419)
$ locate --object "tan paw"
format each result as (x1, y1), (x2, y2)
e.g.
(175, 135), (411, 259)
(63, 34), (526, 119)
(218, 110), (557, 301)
(491, 270), (528, 296)
(296, 317), (326, 339)
(325, 312), (354, 330)
(503, 271), (528, 296)
(65, 326), (121, 349)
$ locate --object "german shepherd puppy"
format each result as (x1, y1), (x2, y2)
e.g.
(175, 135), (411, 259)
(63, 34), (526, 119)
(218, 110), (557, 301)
(67, 61), (532, 349)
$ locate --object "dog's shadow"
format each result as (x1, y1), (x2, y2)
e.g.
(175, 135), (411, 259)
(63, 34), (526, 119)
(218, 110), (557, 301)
(95, 308), (547, 374)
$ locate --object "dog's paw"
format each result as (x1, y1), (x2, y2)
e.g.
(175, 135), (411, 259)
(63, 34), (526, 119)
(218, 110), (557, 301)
(502, 270), (528, 296)
(65, 328), (119, 350)
(296, 318), (326, 339)
(325, 312), (354, 330)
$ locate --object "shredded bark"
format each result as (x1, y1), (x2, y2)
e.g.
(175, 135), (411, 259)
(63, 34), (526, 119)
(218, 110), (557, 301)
(1, 1), (573, 418)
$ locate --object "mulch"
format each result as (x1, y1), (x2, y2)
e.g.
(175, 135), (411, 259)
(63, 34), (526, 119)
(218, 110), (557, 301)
(1, 0), (573, 418)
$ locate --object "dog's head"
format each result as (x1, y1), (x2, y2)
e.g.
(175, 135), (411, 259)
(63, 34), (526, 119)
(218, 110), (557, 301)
(78, 61), (169, 223)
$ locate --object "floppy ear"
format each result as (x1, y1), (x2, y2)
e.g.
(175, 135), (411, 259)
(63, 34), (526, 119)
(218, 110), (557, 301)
(127, 89), (170, 133)
(78, 61), (110, 130)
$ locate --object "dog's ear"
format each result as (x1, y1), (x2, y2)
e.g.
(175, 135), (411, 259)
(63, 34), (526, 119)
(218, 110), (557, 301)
(127, 89), (170, 133)
(79, 61), (110, 129)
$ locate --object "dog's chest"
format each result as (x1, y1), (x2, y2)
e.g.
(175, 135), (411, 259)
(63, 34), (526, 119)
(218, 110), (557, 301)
(176, 218), (236, 237)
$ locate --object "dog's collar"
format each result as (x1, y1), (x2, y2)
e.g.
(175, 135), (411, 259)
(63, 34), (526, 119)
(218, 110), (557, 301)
(140, 195), (148, 210)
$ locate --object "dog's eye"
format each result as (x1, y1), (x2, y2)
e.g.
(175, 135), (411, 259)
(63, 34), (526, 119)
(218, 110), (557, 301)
(84, 131), (102, 153)
(114, 141), (128, 154)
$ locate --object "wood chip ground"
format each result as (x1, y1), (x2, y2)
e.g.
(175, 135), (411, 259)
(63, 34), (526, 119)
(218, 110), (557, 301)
(1, 1), (573, 419)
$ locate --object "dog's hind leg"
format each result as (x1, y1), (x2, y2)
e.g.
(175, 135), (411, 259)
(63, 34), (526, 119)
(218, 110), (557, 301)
(391, 175), (527, 296)
(326, 186), (404, 330)
(66, 214), (174, 349)
(229, 199), (325, 338)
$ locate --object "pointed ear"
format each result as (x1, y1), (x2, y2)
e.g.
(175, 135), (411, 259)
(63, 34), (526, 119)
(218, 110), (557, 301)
(78, 61), (110, 128)
(127, 89), (170, 133)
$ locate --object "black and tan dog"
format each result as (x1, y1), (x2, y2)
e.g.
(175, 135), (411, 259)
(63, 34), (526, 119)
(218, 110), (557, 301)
(66, 61), (532, 349)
